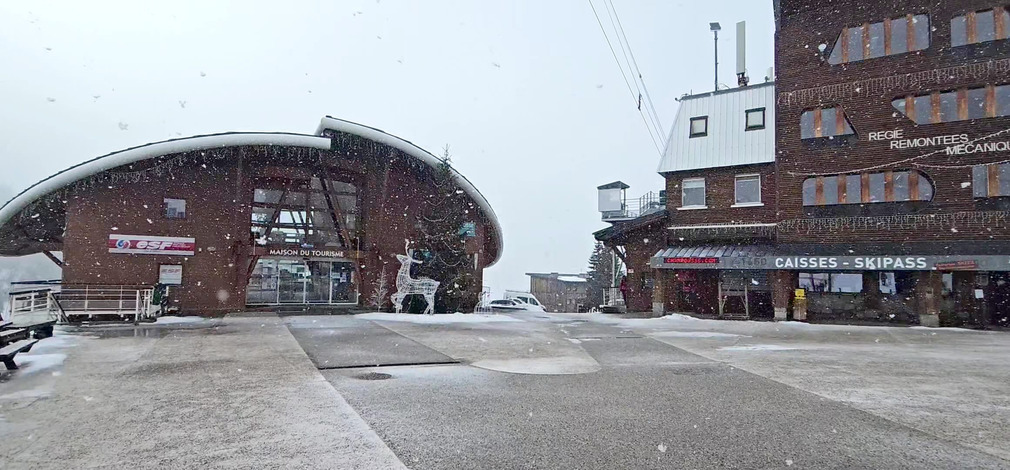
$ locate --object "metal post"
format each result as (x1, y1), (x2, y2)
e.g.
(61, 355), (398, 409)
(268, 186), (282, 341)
(714, 29), (719, 92)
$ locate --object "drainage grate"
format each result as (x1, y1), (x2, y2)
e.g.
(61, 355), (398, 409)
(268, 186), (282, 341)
(354, 372), (393, 380)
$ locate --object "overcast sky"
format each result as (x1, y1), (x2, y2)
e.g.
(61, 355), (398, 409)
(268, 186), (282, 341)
(0, 0), (773, 293)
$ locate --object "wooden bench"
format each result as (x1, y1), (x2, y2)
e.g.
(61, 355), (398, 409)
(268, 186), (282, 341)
(0, 320), (55, 340)
(0, 328), (30, 346)
(0, 339), (40, 370)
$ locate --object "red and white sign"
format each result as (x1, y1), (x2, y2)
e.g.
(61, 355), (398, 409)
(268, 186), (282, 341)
(108, 235), (195, 256)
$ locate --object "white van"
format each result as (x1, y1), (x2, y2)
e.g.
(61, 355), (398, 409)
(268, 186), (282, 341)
(503, 291), (547, 312)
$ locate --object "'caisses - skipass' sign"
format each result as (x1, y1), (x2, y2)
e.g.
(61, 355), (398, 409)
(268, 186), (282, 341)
(108, 235), (195, 256)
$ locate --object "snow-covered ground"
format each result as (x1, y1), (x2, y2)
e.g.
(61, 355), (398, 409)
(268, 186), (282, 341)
(355, 312), (524, 324)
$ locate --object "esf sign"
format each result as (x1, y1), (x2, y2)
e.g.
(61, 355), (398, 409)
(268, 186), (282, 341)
(773, 256), (928, 270)
(108, 235), (195, 256)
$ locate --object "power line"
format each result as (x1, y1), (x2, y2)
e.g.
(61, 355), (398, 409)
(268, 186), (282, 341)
(607, 0), (665, 134)
(588, 0), (663, 156)
(601, 0), (662, 138)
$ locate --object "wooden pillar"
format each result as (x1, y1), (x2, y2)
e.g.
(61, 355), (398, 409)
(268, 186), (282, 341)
(771, 270), (796, 321)
(652, 269), (666, 317)
(916, 271), (943, 327)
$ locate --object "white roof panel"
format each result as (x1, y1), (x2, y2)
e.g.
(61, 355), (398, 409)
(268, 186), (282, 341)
(657, 83), (776, 173)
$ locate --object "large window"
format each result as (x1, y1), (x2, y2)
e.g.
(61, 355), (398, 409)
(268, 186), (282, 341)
(734, 175), (761, 206)
(952, 7), (1009, 47)
(681, 178), (706, 208)
(892, 84), (1010, 124)
(799, 273), (864, 293)
(971, 162), (1010, 198)
(251, 178), (358, 247)
(690, 116), (708, 138)
(802, 170), (933, 206)
(827, 14), (930, 65)
(800, 107), (855, 139)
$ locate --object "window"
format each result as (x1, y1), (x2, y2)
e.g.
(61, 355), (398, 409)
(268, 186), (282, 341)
(799, 273), (863, 293)
(952, 7), (1009, 47)
(868, 173), (885, 202)
(973, 165), (989, 198)
(893, 84), (1010, 124)
(164, 198), (186, 219)
(800, 107), (855, 139)
(828, 14), (930, 65)
(802, 170), (934, 206)
(745, 108), (765, 130)
(689, 116), (708, 137)
(734, 175), (761, 205)
(681, 178), (706, 208)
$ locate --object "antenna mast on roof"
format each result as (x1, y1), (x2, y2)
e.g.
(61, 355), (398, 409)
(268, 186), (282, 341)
(710, 22), (721, 92)
(736, 21), (749, 87)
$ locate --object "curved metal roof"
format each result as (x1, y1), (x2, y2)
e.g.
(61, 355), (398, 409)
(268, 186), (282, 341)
(0, 118), (503, 266)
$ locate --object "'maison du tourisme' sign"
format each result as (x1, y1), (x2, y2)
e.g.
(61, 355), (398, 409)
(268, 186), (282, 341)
(108, 235), (196, 256)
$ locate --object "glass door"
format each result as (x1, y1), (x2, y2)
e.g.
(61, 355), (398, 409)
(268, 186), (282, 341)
(330, 262), (357, 303)
(278, 260), (308, 303)
(304, 261), (331, 303)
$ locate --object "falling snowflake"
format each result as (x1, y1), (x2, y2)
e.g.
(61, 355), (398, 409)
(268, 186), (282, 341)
(46, 97), (56, 102)
(657, 444), (667, 453)
(118, 122), (129, 131)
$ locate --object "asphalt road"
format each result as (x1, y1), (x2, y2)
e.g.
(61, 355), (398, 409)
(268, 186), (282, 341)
(289, 315), (1009, 469)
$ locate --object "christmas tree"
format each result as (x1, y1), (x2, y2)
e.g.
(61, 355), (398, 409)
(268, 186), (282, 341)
(414, 146), (480, 313)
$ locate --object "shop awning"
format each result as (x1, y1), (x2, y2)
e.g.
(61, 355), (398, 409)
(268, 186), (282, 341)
(651, 245), (775, 270)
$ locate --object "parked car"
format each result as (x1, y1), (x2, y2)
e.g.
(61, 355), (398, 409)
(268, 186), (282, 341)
(489, 299), (526, 313)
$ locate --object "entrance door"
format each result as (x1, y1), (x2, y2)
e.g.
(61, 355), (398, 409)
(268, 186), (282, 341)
(278, 260), (308, 303)
(330, 262), (356, 303)
(304, 261), (331, 303)
(988, 272), (1010, 327)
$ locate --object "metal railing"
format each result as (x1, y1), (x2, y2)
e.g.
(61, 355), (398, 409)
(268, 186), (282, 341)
(4, 289), (60, 324)
(5, 283), (158, 324)
(601, 191), (666, 222)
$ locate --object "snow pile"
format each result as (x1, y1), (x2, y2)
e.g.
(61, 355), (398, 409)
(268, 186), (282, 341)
(652, 331), (746, 338)
(156, 315), (211, 324)
(718, 344), (798, 352)
(356, 312), (524, 324)
(556, 276), (587, 283)
(13, 331), (88, 375)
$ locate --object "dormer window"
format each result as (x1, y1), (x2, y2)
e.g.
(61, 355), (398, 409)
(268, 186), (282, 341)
(689, 116), (708, 138)
(745, 108), (766, 130)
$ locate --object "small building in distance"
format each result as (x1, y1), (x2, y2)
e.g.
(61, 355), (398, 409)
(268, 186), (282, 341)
(526, 272), (590, 313)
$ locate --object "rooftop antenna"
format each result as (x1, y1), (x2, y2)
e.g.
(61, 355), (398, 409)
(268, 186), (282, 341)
(710, 22), (721, 92)
(736, 21), (749, 87)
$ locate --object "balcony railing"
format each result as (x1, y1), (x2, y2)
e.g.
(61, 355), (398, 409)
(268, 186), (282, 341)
(601, 191), (666, 222)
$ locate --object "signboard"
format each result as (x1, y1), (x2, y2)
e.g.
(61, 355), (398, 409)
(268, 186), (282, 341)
(664, 257), (719, 265)
(458, 222), (477, 238)
(108, 235), (195, 256)
(867, 128), (1010, 156)
(652, 254), (1010, 271)
(159, 265), (183, 285)
(266, 248), (351, 259)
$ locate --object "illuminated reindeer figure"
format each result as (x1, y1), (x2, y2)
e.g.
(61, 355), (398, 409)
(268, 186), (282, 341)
(392, 243), (440, 315)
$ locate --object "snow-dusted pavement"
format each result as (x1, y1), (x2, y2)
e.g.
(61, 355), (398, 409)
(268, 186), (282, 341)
(0, 316), (404, 469)
(2, 311), (1009, 469)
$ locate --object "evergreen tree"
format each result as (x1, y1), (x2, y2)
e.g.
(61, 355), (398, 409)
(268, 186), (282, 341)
(414, 146), (480, 313)
(586, 241), (613, 308)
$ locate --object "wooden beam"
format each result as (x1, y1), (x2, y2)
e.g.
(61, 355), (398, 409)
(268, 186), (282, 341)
(884, 171), (895, 202)
(931, 92), (942, 124)
(986, 85), (997, 118)
(957, 89), (969, 121)
(815, 176), (826, 205)
(907, 14), (916, 50)
(997, 7), (1008, 40)
(861, 173), (871, 203)
(837, 175), (848, 203)
(884, 18), (893, 55)
(611, 245), (628, 266)
(835, 106), (846, 136)
(909, 171), (921, 201)
(814, 108), (824, 138)
(42, 250), (63, 267)
(862, 23), (871, 59)
(967, 12), (978, 44)
(989, 164), (1000, 197)
(840, 27), (849, 63)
